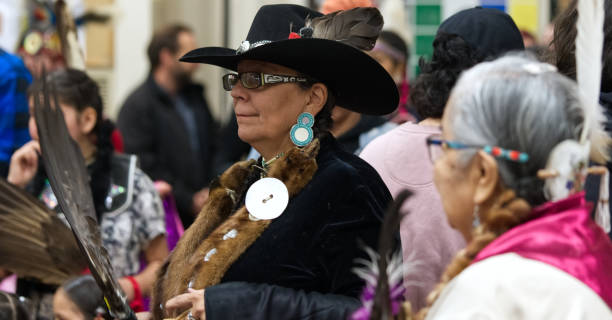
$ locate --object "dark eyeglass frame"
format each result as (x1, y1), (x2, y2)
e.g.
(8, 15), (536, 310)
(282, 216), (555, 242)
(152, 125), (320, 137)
(425, 135), (529, 163)
(222, 72), (309, 91)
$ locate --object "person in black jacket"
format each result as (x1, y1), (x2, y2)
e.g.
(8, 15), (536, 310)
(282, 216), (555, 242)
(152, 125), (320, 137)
(146, 5), (399, 320)
(117, 24), (216, 227)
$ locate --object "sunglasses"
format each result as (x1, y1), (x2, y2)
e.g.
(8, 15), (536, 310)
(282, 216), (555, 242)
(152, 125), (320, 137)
(222, 72), (309, 91)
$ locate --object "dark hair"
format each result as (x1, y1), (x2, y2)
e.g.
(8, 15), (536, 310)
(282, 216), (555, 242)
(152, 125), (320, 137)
(548, 0), (612, 92)
(298, 77), (335, 137)
(147, 24), (193, 71)
(0, 292), (30, 320)
(410, 32), (481, 119)
(30, 68), (114, 221)
(379, 30), (409, 63)
(61, 276), (106, 319)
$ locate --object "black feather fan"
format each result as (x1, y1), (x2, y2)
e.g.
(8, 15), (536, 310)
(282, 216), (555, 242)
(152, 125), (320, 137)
(33, 69), (135, 320)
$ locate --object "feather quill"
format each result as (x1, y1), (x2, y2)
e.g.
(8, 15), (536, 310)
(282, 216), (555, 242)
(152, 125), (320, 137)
(305, 7), (383, 50)
(55, 0), (86, 70)
(576, 0), (610, 163)
(33, 70), (135, 320)
(0, 178), (86, 285)
(351, 189), (413, 320)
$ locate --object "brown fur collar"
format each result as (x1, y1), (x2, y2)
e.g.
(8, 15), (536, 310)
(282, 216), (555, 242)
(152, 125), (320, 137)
(152, 140), (320, 319)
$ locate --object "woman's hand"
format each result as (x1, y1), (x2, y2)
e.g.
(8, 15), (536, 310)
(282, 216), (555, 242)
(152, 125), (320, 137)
(165, 289), (205, 320)
(7, 141), (41, 188)
(154, 180), (173, 198)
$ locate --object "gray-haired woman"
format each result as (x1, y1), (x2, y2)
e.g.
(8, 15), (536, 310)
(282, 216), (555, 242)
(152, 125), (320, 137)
(413, 55), (612, 319)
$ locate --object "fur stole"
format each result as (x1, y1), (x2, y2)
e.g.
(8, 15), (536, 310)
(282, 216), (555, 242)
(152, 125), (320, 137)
(152, 140), (320, 320)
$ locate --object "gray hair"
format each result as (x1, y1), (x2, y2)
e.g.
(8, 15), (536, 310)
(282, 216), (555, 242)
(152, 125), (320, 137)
(446, 54), (584, 205)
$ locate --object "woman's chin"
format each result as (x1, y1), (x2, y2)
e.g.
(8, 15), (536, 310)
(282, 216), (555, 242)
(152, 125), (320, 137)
(237, 130), (258, 146)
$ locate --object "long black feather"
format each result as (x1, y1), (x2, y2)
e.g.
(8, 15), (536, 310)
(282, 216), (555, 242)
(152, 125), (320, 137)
(306, 7), (383, 50)
(33, 69), (135, 320)
(370, 189), (412, 320)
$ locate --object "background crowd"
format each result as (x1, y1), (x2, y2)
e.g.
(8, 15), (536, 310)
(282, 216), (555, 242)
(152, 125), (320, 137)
(0, 0), (611, 319)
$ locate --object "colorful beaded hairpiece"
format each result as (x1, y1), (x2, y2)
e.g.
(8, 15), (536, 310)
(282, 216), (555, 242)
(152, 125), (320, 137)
(483, 145), (529, 163)
(428, 138), (530, 163)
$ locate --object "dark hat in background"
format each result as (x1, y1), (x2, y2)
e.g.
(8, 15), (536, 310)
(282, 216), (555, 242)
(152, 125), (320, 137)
(437, 7), (524, 59)
(180, 4), (399, 116)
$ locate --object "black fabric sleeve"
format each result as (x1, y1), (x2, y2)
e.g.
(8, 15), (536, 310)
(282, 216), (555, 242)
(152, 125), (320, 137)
(204, 282), (360, 320)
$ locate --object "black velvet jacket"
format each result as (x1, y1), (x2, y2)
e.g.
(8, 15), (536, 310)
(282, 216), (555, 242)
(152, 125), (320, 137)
(204, 135), (394, 319)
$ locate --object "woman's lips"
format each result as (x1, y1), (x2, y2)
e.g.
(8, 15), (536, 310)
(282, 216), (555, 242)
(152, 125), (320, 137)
(235, 113), (259, 123)
(235, 111), (259, 118)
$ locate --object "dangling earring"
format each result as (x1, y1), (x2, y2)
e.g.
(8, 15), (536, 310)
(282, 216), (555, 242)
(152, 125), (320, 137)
(290, 112), (314, 147)
(472, 205), (480, 228)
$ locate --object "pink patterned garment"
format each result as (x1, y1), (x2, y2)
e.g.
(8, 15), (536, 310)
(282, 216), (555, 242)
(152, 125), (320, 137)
(474, 193), (612, 308)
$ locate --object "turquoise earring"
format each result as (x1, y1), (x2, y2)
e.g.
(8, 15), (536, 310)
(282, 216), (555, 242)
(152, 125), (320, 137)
(290, 112), (314, 147)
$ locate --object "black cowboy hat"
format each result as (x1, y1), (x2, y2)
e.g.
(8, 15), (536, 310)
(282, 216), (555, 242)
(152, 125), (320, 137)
(180, 4), (398, 115)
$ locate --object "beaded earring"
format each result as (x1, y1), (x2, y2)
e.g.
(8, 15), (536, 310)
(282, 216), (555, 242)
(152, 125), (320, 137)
(290, 112), (314, 147)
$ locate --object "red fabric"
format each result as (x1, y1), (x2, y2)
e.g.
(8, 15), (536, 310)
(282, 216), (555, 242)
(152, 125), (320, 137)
(111, 128), (124, 153)
(288, 32), (301, 39)
(126, 276), (144, 312)
(474, 193), (612, 308)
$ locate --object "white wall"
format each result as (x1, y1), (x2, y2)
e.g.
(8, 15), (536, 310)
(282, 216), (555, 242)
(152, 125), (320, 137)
(108, 0), (153, 119)
(442, 0), (479, 19)
(0, 0), (25, 52)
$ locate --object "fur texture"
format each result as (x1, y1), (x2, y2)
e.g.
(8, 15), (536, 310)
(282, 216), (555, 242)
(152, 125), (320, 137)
(152, 141), (320, 320)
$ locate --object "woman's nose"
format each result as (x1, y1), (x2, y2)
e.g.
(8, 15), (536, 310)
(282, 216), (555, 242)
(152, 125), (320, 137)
(230, 80), (248, 101)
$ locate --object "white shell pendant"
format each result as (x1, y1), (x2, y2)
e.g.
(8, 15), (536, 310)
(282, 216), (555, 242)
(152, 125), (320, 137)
(245, 177), (289, 220)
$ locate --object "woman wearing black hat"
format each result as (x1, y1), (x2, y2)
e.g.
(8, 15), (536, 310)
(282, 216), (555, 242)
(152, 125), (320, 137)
(148, 4), (398, 320)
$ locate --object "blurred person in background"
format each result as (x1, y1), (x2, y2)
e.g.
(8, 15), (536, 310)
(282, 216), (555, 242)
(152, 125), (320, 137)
(0, 49), (32, 178)
(369, 30), (414, 124)
(360, 7), (524, 310)
(53, 276), (106, 320)
(118, 24), (217, 228)
(319, 0), (373, 13)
